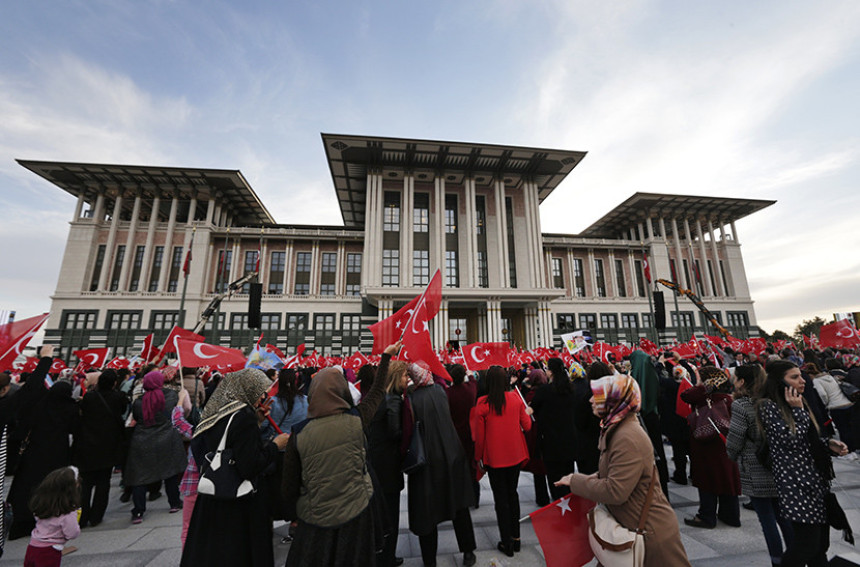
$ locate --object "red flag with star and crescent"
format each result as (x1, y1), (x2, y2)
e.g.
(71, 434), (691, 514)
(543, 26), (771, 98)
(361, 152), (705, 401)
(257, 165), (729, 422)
(643, 252), (652, 283)
(368, 296), (420, 355)
(529, 493), (596, 567)
(399, 271), (450, 381)
(175, 338), (247, 368)
(73, 348), (110, 371)
(819, 319), (860, 349)
(0, 313), (50, 372)
(461, 342), (511, 371)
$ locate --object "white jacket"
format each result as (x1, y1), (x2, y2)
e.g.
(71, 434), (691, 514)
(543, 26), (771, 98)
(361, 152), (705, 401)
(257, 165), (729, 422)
(812, 373), (853, 409)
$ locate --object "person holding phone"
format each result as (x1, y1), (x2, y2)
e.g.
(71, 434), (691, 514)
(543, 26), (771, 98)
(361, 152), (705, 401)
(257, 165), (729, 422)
(758, 360), (848, 566)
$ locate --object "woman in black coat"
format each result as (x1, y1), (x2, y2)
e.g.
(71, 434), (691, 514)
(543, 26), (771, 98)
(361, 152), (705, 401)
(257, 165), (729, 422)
(572, 361), (610, 475)
(73, 369), (128, 527)
(530, 357), (576, 500)
(8, 368), (80, 539)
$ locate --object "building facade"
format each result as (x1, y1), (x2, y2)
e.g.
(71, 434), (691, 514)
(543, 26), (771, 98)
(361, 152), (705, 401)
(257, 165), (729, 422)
(20, 134), (773, 361)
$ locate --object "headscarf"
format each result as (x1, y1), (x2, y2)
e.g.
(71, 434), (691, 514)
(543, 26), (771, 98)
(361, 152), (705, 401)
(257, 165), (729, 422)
(408, 362), (434, 388)
(569, 361), (586, 380)
(672, 365), (690, 382)
(141, 371), (165, 426)
(590, 374), (641, 432)
(700, 366), (731, 394)
(58, 368), (75, 383)
(629, 350), (659, 416)
(307, 367), (352, 419)
(528, 368), (548, 387)
(842, 354), (859, 369)
(194, 368), (271, 437)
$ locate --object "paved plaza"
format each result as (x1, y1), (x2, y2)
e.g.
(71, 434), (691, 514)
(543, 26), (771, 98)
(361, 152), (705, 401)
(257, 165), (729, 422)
(3, 447), (860, 566)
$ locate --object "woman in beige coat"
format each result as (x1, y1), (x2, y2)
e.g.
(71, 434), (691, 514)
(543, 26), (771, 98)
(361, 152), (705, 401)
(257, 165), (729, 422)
(556, 373), (690, 567)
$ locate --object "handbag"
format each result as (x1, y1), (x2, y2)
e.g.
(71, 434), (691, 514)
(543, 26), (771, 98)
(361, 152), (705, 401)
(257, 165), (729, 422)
(687, 397), (731, 441)
(197, 412), (255, 499)
(401, 419), (427, 474)
(187, 379), (202, 427)
(587, 466), (657, 567)
(838, 380), (860, 403)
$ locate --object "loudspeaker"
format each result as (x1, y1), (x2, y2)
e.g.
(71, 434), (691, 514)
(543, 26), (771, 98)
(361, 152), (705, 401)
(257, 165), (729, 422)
(248, 283), (263, 329)
(653, 291), (666, 330)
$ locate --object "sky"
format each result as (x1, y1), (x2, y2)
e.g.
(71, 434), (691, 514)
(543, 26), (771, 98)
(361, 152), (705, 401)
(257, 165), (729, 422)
(1, 0), (859, 336)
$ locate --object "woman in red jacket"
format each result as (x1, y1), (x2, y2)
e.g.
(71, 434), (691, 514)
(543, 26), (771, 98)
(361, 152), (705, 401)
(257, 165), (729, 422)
(470, 365), (533, 557)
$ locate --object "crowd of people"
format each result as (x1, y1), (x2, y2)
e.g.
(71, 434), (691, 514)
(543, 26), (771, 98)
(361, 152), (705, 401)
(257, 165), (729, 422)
(0, 338), (858, 566)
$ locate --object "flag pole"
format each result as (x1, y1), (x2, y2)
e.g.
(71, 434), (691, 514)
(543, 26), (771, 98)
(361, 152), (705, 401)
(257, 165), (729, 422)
(214, 228), (229, 345)
(179, 226), (196, 328)
(642, 244), (656, 344)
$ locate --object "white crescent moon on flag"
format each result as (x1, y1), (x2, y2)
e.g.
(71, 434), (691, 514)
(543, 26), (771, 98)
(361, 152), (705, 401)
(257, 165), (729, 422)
(84, 353), (99, 365)
(836, 329), (852, 338)
(409, 301), (425, 335)
(470, 345), (486, 363)
(193, 343), (219, 359)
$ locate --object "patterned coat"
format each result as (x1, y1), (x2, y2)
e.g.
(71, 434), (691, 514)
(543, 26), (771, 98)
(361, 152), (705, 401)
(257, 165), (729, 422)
(680, 385), (741, 495)
(725, 396), (778, 498)
(759, 401), (829, 524)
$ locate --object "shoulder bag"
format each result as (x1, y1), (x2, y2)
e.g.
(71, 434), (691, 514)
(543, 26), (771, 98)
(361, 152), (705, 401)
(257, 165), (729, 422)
(197, 412), (255, 499)
(401, 419), (427, 474)
(687, 397), (731, 441)
(587, 466), (657, 567)
(187, 379), (202, 427)
(838, 380), (860, 403)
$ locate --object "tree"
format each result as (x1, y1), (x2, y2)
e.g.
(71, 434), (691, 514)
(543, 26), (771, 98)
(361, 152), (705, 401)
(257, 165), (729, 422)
(794, 316), (827, 343)
(759, 328), (793, 343)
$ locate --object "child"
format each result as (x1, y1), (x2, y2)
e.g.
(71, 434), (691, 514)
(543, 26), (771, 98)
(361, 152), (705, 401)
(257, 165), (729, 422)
(24, 466), (81, 567)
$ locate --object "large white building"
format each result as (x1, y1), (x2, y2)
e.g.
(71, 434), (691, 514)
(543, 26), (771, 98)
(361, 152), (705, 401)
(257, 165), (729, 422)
(20, 134), (773, 360)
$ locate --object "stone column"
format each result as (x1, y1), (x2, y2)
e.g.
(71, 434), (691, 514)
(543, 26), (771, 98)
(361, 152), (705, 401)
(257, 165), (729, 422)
(494, 180), (509, 288)
(310, 241), (320, 295)
(93, 191), (106, 223)
(362, 172), (378, 289)
(628, 250), (637, 297)
(229, 238), (241, 284)
(645, 217), (654, 240)
(658, 217), (667, 241)
(730, 221), (738, 243)
(696, 219), (713, 296)
(259, 236), (268, 290)
(73, 193), (85, 221)
(587, 249), (597, 297)
(711, 218), (726, 296)
(158, 198), (179, 292)
(477, 304), (488, 342)
(205, 199), (216, 225)
(117, 193), (142, 291)
(462, 177), (477, 288)
(608, 250), (618, 297)
(97, 194), (123, 291)
(284, 241), (294, 294)
(433, 177), (445, 280)
(336, 241), (346, 295)
(139, 196), (160, 291)
(187, 195), (197, 225)
(671, 218), (687, 287)
(401, 175), (413, 286)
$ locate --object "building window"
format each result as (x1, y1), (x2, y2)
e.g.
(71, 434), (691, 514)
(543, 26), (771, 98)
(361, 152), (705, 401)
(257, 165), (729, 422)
(346, 284), (360, 296)
(129, 246), (145, 292)
(150, 311), (178, 330)
(296, 252), (312, 272)
(614, 259), (627, 297)
(505, 197), (517, 288)
(321, 253), (336, 273)
(445, 199), (457, 234)
(642, 313), (653, 328)
(287, 313), (308, 331)
(727, 311), (749, 328)
(477, 251), (489, 288)
(621, 313), (638, 328)
(347, 253), (362, 273)
(634, 260), (646, 297)
(294, 283), (310, 295)
(573, 258), (585, 297)
(382, 249), (399, 286)
(167, 246), (182, 292)
(413, 193), (429, 233)
(109, 245), (126, 291)
(413, 250), (429, 286)
(260, 313), (281, 331)
(671, 311), (695, 328)
(594, 258), (606, 297)
(314, 314), (336, 331)
(231, 313), (249, 329)
(108, 311), (141, 329)
(445, 250), (458, 287)
(475, 197), (486, 235)
(579, 313), (597, 330)
(694, 259), (704, 295)
(203, 312), (225, 331)
(720, 260), (731, 295)
(600, 314), (618, 328)
(682, 259), (691, 290)
(552, 258), (564, 289)
(242, 250), (259, 293)
(557, 314), (575, 331)
(320, 283), (335, 295)
(383, 192), (401, 232)
(62, 311), (97, 330)
(341, 314), (362, 332)
(90, 245), (106, 291)
(708, 260), (718, 297)
(268, 251), (285, 294)
(214, 249), (232, 293)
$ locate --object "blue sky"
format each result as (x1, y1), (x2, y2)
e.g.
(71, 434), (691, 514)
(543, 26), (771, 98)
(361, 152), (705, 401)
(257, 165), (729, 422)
(2, 0), (859, 335)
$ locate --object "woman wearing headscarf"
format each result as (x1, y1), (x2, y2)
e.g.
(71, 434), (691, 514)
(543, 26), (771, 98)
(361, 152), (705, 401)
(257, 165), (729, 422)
(73, 368), (128, 527)
(181, 368), (290, 567)
(7, 349), (80, 540)
(556, 374), (691, 567)
(758, 360), (848, 566)
(680, 365), (742, 529)
(629, 350), (670, 498)
(726, 364), (793, 566)
(406, 361), (477, 567)
(123, 370), (187, 523)
(530, 358), (576, 501)
(522, 366), (550, 507)
(659, 364), (692, 485)
(471, 365), (533, 557)
(282, 342), (396, 567)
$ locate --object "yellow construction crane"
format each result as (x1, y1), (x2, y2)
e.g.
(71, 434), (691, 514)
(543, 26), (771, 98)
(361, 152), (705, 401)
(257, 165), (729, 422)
(655, 279), (733, 339)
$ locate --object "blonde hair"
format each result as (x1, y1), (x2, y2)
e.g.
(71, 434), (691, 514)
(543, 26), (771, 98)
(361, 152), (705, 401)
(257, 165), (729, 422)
(387, 361), (409, 394)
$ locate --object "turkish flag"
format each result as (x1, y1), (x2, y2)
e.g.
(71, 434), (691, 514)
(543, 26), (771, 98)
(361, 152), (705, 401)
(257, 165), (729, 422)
(369, 296), (419, 355)
(529, 493), (596, 567)
(819, 319), (860, 349)
(283, 344), (307, 368)
(400, 271), (450, 381)
(139, 333), (157, 363)
(703, 334), (727, 348)
(0, 313), (50, 372)
(107, 357), (131, 369)
(73, 348), (110, 370)
(639, 337), (659, 356)
(344, 351), (370, 370)
(158, 325), (205, 357)
(303, 350), (320, 368)
(50, 358), (67, 374)
(21, 357), (39, 373)
(676, 376), (693, 419)
(175, 338), (246, 368)
(461, 342), (511, 370)
(643, 252), (652, 283)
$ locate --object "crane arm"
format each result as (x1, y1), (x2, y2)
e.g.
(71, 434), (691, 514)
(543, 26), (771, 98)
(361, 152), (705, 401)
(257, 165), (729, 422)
(654, 278), (732, 339)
